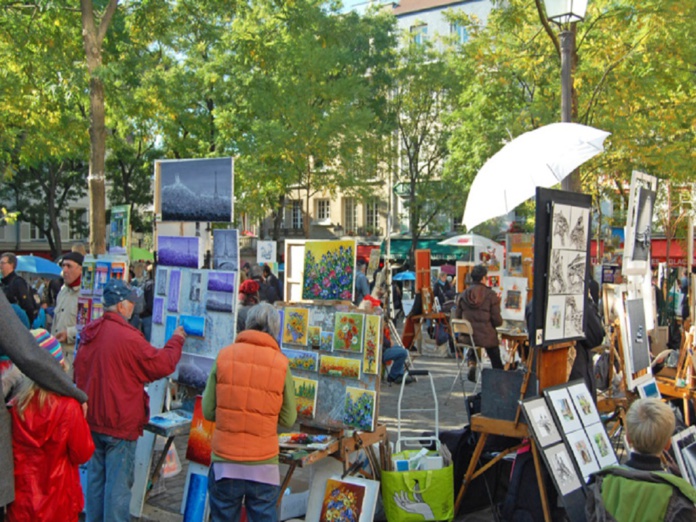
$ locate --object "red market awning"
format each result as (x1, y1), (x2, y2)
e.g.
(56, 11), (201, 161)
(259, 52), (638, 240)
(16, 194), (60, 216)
(651, 239), (695, 266)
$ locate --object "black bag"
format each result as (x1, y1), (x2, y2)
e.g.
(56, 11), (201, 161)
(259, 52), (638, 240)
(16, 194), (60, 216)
(501, 448), (546, 522)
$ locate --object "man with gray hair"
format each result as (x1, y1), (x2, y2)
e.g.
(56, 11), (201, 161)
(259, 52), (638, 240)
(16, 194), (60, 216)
(203, 303), (296, 521)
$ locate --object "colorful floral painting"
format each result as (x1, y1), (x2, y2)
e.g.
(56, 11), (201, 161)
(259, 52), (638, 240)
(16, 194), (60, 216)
(320, 332), (333, 352)
(186, 396), (215, 466)
(333, 313), (365, 353)
(283, 349), (318, 372)
(344, 386), (376, 431)
(282, 307), (309, 346)
(302, 240), (356, 301)
(308, 326), (321, 347)
(362, 315), (381, 375)
(319, 355), (361, 380)
(319, 478), (366, 522)
(294, 377), (318, 418)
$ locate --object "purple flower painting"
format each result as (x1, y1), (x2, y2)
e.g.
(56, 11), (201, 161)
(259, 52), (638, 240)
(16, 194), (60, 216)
(207, 272), (235, 293)
(158, 236), (202, 269)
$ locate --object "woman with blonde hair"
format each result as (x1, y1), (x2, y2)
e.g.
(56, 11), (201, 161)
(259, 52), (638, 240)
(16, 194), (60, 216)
(7, 329), (94, 522)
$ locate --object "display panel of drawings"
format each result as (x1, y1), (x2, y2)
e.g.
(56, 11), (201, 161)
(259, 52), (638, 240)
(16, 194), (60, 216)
(545, 202), (590, 342)
(276, 302), (381, 431)
(150, 267), (238, 366)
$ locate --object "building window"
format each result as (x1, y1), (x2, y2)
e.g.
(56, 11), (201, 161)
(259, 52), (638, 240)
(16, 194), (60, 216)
(365, 198), (380, 230)
(0, 225), (6, 240)
(291, 200), (303, 230)
(315, 199), (330, 223)
(69, 208), (88, 240)
(29, 222), (45, 240)
(410, 23), (428, 45)
(343, 198), (357, 234)
(450, 23), (468, 44)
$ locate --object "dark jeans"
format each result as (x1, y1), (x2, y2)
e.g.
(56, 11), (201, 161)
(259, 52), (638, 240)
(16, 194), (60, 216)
(467, 346), (504, 369)
(207, 467), (280, 522)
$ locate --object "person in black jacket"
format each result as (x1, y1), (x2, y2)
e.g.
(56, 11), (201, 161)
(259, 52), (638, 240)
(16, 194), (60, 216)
(571, 288), (605, 402)
(1, 252), (36, 323)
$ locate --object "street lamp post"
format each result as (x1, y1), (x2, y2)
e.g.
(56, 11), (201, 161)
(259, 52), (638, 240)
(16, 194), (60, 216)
(543, 0), (588, 193)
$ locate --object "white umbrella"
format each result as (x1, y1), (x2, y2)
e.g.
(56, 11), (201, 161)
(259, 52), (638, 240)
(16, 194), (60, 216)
(438, 234), (501, 263)
(462, 122), (610, 231)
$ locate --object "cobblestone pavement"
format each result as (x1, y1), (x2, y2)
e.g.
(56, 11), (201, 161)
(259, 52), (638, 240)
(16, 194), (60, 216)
(141, 349), (497, 521)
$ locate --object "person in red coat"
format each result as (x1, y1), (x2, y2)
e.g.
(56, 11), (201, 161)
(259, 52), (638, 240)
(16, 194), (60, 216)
(7, 329), (94, 522)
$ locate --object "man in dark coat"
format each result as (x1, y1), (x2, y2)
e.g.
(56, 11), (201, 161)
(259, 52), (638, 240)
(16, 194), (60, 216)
(454, 264), (504, 372)
(1, 252), (37, 323)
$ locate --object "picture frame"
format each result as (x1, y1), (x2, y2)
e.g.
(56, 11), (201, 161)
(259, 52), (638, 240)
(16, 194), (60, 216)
(623, 171), (657, 276)
(212, 229), (239, 271)
(671, 427), (696, 486)
(567, 381), (601, 427)
(522, 397), (562, 448)
(501, 276), (527, 322)
(566, 429), (600, 481)
(585, 422), (618, 469)
(543, 443), (583, 496)
(636, 377), (661, 399)
(545, 386), (583, 434)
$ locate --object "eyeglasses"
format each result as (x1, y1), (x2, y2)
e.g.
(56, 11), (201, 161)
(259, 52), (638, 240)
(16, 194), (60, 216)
(0, 261), (7, 265)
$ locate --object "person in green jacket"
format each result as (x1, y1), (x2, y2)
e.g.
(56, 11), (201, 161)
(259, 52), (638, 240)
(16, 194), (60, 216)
(586, 398), (696, 521)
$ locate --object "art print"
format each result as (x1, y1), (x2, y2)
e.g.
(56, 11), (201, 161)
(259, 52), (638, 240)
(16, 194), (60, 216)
(320, 332), (333, 352)
(283, 349), (318, 372)
(212, 229), (239, 271)
(158, 236), (202, 269)
(544, 295), (566, 341)
(551, 204), (572, 250)
(81, 262), (95, 295)
(108, 204), (130, 255)
(343, 387), (376, 431)
(565, 252), (586, 294)
(76, 297), (92, 331)
(110, 262), (125, 281)
(310, 306), (337, 334)
(179, 315), (206, 337)
(156, 267), (168, 296)
(544, 443), (583, 496)
(153, 297), (164, 325)
(567, 382), (601, 427)
(307, 326), (321, 347)
(508, 252), (523, 276)
(91, 300), (103, 320)
(205, 291), (233, 313)
(189, 272), (203, 301)
(523, 398), (561, 448)
(362, 315), (381, 375)
(333, 312), (365, 353)
(257, 240), (277, 264)
(158, 157), (233, 222)
(319, 478), (366, 522)
(186, 396), (215, 467)
(294, 377), (318, 418)
(167, 270), (181, 312)
(165, 315), (178, 341)
(564, 295), (585, 338)
(546, 388), (582, 433)
(319, 355), (361, 380)
(672, 427), (696, 486)
(585, 422), (618, 469)
(94, 261), (110, 296)
(566, 430), (600, 481)
(282, 307), (310, 346)
(207, 272), (235, 293)
(302, 240), (355, 301)
(625, 298), (650, 373)
(501, 277), (527, 322)
(630, 186), (655, 262)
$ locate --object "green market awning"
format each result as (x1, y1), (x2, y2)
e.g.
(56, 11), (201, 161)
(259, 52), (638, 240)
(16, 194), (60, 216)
(130, 246), (154, 262)
(380, 238), (473, 261)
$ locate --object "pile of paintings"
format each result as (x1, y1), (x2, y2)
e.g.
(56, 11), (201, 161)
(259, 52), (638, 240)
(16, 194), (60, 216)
(76, 255), (129, 332)
(672, 426), (696, 486)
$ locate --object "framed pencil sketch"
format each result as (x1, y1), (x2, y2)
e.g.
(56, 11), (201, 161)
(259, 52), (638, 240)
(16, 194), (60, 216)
(543, 443), (583, 496)
(567, 381), (601, 428)
(522, 397), (561, 448)
(545, 386), (582, 434)
(585, 422), (618, 469)
(623, 171), (657, 276)
(566, 429), (600, 481)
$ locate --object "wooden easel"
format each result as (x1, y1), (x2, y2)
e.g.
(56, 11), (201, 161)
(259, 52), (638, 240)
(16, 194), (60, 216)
(454, 342), (574, 520)
(656, 327), (696, 425)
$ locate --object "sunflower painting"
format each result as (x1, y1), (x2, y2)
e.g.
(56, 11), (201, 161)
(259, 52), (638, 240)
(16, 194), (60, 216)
(307, 326), (321, 347)
(319, 355), (361, 380)
(319, 478), (366, 522)
(282, 349), (318, 372)
(282, 307), (309, 346)
(333, 313), (365, 353)
(302, 240), (356, 301)
(362, 315), (381, 375)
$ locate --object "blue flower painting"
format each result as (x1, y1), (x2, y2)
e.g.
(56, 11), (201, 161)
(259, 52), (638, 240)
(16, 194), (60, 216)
(302, 240), (356, 301)
(343, 387), (375, 432)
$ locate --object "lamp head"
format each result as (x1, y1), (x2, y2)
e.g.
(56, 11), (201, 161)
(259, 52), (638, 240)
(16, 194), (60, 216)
(544, 0), (587, 25)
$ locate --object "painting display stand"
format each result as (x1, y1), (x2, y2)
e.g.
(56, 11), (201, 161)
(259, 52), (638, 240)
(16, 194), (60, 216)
(277, 423), (389, 507)
(656, 328), (696, 425)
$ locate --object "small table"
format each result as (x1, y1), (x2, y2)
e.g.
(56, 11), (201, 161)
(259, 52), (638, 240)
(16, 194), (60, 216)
(408, 312), (453, 354)
(497, 329), (529, 370)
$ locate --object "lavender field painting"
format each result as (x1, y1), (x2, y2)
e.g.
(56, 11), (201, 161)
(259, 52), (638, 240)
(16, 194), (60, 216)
(153, 297), (164, 325)
(159, 158), (233, 222)
(207, 272), (235, 293)
(179, 315), (206, 337)
(158, 236), (202, 269)
(206, 290), (233, 313)
(167, 270), (181, 312)
(213, 229), (239, 270)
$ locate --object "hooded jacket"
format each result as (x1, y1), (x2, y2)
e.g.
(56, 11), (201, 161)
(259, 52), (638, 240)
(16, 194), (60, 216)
(74, 312), (183, 441)
(454, 282), (502, 348)
(8, 393), (94, 522)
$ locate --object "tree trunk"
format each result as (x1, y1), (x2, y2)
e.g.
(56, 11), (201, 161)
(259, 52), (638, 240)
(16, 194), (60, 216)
(272, 194), (285, 242)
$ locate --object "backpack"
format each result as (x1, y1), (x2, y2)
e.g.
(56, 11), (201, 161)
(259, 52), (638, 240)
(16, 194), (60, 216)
(501, 446), (547, 522)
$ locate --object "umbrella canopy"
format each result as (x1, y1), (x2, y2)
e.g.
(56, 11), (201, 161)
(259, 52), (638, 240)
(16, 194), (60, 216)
(393, 271), (416, 281)
(463, 122), (610, 231)
(16, 255), (62, 279)
(438, 234), (500, 250)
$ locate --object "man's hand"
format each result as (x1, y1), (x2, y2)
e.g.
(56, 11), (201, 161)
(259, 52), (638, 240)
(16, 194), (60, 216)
(173, 326), (187, 340)
(82, 402), (88, 418)
(55, 330), (68, 343)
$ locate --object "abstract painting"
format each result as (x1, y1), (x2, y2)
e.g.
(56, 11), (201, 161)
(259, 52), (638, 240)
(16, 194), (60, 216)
(153, 297), (164, 325)
(108, 204), (130, 255)
(319, 478), (366, 522)
(343, 387), (376, 431)
(308, 326), (321, 348)
(186, 396), (215, 467)
(179, 315), (206, 337)
(207, 272), (235, 293)
(362, 315), (381, 375)
(167, 270), (181, 313)
(544, 443), (583, 496)
(302, 240), (355, 301)
(282, 307), (310, 346)
(158, 236), (202, 269)
(319, 355), (361, 380)
(158, 157), (233, 222)
(294, 377), (318, 418)
(257, 240), (277, 264)
(333, 313), (365, 353)
(283, 349), (318, 372)
(320, 332), (333, 352)
(212, 229), (239, 271)
(205, 291), (233, 313)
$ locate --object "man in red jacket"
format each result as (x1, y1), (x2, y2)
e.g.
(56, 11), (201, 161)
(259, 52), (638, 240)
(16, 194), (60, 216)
(74, 278), (186, 522)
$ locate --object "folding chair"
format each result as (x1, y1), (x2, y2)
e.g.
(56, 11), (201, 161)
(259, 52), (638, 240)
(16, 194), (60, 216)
(446, 316), (482, 403)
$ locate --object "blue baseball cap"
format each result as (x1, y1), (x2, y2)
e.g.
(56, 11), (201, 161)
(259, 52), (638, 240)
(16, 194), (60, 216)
(103, 278), (140, 307)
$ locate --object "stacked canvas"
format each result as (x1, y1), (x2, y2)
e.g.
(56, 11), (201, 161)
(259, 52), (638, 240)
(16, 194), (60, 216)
(77, 256), (128, 332)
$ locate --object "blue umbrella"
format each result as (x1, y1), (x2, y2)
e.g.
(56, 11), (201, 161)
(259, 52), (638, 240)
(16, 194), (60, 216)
(393, 271), (416, 281)
(16, 255), (62, 279)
